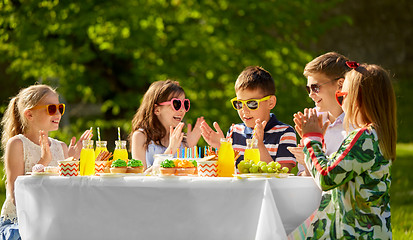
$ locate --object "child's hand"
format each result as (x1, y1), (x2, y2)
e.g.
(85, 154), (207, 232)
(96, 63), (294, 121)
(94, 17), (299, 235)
(68, 129), (93, 160)
(186, 116), (204, 147)
(200, 120), (224, 149)
(293, 111), (305, 138)
(39, 130), (52, 165)
(287, 145), (305, 165)
(253, 119), (267, 143)
(301, 108), (329, 135)
(167, 122), (185, 154)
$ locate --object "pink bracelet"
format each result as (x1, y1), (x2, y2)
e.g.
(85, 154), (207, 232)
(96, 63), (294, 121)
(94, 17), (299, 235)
(32, 164), (45, 172)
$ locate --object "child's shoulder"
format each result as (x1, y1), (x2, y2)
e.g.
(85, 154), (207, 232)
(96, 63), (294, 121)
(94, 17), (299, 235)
(266, 114), (294, 133)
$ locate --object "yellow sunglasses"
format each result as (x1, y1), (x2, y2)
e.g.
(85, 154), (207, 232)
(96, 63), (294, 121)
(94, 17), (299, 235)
(230, 95), (271, 110)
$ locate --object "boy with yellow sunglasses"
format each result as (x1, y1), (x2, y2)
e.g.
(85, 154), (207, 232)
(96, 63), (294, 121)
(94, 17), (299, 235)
(201, 66), (297, 170)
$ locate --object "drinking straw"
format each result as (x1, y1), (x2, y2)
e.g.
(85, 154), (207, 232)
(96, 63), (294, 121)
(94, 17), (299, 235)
(117, 127), (121, 141)
(204, 146), (207, 157)
(185, 147), (187, 158)
(97, 127), (101, 142)
(199, 147), (201, 158)
(227, 124), (235, 139)
(177, 148), (180, 158)
(88, 127), (93, 140)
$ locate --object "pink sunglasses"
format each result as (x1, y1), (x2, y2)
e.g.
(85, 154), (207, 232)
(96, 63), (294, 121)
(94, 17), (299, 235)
(159, 98), (190, 112)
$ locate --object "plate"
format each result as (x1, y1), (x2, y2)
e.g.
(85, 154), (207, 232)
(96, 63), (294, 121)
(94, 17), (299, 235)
(28, 172), (59, 176)
(96, 173), (124, 178)
(123, 173), (145, 177)
(234, 173), (291, 179)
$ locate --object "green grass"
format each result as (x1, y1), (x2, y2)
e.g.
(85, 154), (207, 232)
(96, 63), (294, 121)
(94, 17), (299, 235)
(0, 143), (412, 238)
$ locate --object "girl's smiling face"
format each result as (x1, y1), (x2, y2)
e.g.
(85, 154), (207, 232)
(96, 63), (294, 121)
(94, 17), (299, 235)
(29, 92), (62, 132)
(155, 93), (187, 130)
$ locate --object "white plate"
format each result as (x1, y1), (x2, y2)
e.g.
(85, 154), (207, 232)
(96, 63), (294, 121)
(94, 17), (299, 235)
(96, 173), (124, 177)
(123, 173), (145, 177)
(234, 173), (291, 179)
(27, 172), (59, 176)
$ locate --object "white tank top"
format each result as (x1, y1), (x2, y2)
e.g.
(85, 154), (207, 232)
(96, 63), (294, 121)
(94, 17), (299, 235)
(1, 134), (65, 223)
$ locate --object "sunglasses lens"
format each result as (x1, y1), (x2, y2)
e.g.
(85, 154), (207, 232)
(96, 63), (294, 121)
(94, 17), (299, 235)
(336, 96), (343, 106)
(58, 104), (65, 115)
(47, 105), (57, 115)
(232, 101), (242, 110)
(246, 100), (258, 110)
(172, 99), (182, 111)
(184, 100), (190, 111)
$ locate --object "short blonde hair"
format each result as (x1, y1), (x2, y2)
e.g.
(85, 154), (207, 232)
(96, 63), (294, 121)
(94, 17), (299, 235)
(344, 64), (396, 161)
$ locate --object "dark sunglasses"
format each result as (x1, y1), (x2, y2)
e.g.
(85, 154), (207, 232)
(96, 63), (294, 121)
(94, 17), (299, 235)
(31, 103), (65, 116)
(230, 95), (271, 110)
(159, 98), (190, 112)
(306, 77), (343, 94)
(335, 90), (348, 106)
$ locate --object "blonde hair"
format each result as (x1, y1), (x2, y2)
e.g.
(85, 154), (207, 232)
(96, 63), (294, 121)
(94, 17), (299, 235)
(1, 84), (57, 152)
(344, 64), (397, 161)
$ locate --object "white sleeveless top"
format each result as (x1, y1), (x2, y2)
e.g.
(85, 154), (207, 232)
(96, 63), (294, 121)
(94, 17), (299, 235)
(1, 134), (65, 223)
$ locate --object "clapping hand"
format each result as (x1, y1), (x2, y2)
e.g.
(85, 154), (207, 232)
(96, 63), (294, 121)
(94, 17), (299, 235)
(68, 129), (93, 160)
(301, 108), (329, 135)
(168, 122), (185, 154)
(200, 120), (225, 149)
(186, 116), (204, 147)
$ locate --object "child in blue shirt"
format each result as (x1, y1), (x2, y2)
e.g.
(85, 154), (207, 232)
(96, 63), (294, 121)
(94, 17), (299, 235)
(201, 66), (297, 170)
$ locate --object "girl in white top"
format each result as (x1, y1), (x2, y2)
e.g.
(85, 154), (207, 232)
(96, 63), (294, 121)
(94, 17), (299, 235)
(0, 84), (92, 240)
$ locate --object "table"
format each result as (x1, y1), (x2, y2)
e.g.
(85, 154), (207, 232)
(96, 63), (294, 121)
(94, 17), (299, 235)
(15, 175), (321, 240)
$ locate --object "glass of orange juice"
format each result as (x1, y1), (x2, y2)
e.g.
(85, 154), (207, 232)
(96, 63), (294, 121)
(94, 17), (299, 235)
(244, 138), (260, 164)
(217, 138), (235, 177)
(95, 141), (108, 156)
(80, 140), (95, 176)
(113, 140), (128, 161)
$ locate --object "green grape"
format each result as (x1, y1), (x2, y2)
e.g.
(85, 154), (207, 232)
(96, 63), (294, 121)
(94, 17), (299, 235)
(282, 167), (289, 173)
(244, 162), (252, 170)
(242, 168), (250, 174)
(268, 161), (276, 169)
(238, 161), (246, 171)
(249, 165), (259, 173)
(260, 166), (268, 173)
(267, 167), (275, 173)
(258, 161), (267, 168)
(273, 162), (281, 170)
(249, 160), (255, 165)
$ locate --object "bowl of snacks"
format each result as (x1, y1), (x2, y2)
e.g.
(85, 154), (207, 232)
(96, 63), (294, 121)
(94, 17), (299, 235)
(174, 159), (196, 176)
(159, 159), (176, 175)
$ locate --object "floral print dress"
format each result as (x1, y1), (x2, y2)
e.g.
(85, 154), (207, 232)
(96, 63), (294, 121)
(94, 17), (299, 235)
(293, 126), (392, 239)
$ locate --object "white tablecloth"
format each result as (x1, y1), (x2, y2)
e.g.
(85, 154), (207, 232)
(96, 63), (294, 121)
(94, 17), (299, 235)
(15, 176), (321, 240)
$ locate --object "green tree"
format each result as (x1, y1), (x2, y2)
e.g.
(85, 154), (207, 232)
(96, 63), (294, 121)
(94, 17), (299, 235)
(0, 0), (347, 148)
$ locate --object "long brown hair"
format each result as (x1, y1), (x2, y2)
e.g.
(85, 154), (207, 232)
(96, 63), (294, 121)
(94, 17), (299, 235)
(1, 84), (57, 152)
(129, 80), (185, 149)
(344, 64), (397, 161)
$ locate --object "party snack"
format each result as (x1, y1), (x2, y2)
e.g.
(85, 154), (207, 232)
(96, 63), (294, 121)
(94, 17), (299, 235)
(110, 159), (127, 173)
(127, 159), (144, 173)
(160, 159), (176, 175)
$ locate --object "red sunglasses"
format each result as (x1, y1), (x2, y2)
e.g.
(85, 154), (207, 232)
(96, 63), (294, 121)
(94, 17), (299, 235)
(335, 90), (348, 106)
(159, 98), (190, 112)
(31, 103), (65, 116)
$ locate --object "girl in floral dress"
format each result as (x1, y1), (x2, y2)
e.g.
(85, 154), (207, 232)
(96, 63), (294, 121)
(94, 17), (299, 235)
(289, 62), (396, 239)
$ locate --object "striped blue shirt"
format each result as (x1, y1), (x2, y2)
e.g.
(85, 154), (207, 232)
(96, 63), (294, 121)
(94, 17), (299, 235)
(228, 113), (297, 166)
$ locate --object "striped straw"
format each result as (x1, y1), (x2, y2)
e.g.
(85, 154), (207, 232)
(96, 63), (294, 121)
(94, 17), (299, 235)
(88, 127), (93, 140)
(117, 127), (121, 141)
(227, 124), (235, 139)
(97, 127), (101, 142)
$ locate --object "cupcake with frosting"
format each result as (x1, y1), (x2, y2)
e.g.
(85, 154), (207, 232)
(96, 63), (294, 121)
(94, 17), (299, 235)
(159, 159), (176, 175)
(110, 159), (127, 173)
(127, 159), (144, 173)
(175, 159), (196, 176)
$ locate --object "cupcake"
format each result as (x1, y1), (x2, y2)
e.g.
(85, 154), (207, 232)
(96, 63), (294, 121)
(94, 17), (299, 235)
(127, 159), (144, 173)
(175, 159), (196, 176)
(159, 159), (176, 175)
(110, 159), (127, 173)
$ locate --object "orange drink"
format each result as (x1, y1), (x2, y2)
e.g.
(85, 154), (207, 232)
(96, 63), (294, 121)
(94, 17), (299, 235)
(244, 138), (260, 164)
(95, 141), (108, 156)
(217, 138), (235, 177)
(80, 140), (95, 176)
(113, 140), (128, 161)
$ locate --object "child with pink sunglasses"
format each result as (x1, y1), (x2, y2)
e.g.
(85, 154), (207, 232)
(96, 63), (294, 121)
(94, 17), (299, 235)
(129, 80), (203, 169)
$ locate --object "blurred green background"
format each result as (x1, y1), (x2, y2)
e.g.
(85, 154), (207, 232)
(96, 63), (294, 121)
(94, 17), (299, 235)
(0, 0), (412, 238)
